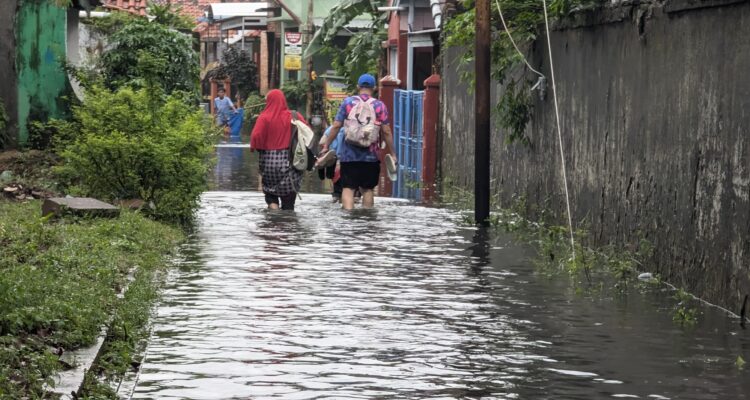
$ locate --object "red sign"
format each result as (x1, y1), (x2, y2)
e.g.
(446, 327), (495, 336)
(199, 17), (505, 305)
(285, 32), (302, 45)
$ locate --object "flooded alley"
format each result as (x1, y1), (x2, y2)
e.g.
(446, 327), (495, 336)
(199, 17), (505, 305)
(127, 147), (750, 399)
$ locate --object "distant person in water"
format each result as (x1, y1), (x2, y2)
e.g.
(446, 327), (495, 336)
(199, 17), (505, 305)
(320, 74), (397, 210)
(213, 88), (237, 132)
(250, 89), (308, 211)
(317, 124), (344, 202)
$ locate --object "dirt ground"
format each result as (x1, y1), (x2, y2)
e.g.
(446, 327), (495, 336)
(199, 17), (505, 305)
(0, 150), (60, 200)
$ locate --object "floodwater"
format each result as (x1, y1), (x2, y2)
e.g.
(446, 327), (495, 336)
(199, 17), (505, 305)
(128, 147), (750, 399)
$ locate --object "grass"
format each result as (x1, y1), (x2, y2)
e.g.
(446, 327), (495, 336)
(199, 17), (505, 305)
(0, 199), (183, 398)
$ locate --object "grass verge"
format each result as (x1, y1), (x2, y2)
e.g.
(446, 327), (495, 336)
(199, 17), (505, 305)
(0, 199), (183, 398)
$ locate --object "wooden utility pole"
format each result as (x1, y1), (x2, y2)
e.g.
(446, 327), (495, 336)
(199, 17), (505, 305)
(305, 0), (314, 118)
(475, 0), (491, 226)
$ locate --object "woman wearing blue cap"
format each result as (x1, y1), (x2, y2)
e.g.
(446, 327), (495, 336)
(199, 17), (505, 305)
(319, 74), (397, 210)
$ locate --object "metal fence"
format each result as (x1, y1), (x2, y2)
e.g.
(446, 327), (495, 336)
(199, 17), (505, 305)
(392, 89), (424, 200)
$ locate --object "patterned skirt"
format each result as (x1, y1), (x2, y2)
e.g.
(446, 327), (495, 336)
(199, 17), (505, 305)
(258, 149), (303, 197)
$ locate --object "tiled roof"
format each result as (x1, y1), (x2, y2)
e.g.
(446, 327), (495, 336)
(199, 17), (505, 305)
(102, 0), (263, 39)
(101, 0), (228, 19)
(161, 0), (254, 20)
(172, 0), (214, 20)
(102, 0), (148, 16)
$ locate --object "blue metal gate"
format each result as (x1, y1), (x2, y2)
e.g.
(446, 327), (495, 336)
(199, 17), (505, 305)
(392, 89), (424, 200)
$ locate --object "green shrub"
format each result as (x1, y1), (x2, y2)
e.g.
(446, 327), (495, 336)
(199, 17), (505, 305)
(82, 10), (135, 35)
(100, 18), (199, 94)
(243, 92), (266, 134)
(280, 80), (309, 111)
(26, 119), (76, 151)
(57, 86), (216, 223)
(207, 48), (259, 101)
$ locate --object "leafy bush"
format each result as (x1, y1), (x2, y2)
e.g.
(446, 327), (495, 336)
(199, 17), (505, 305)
(310, 0), (387, 87)
(82, 10), (136, 36)
(148, 1), (195, 30)
(243, 92), (266, 134)
(100, 18), (199, 94)
(57, 86), (216, 223)
(327, 25), (386, 89)
(208, 47), (259, 100)
(281, 79), (323, 113)
(26, 119), (74, 151)
(281, 80), (309, 111)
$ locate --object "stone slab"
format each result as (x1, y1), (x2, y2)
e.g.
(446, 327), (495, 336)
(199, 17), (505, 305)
(42, 197), (120, 218)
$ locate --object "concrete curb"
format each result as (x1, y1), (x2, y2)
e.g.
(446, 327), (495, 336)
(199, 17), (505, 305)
(47, 267), (139, 399)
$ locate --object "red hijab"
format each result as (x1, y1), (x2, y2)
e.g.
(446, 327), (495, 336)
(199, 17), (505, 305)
(250, 89), (307, 150)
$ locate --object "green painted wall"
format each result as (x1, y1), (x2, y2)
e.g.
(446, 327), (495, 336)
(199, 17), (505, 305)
(16, 0), (69, 144)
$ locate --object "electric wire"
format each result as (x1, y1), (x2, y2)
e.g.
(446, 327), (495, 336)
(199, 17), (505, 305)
(493, 0), (576, 256)
(540, 0), (577, 258)
(493, 0), (545, 78)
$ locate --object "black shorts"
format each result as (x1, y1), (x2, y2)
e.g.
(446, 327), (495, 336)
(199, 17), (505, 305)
(340, 162), (380, 190)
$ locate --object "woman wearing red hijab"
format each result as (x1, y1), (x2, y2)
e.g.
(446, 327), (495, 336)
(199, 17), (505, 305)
(250, 89), (308, 210)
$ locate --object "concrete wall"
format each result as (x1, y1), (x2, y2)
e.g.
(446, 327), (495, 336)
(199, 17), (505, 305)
(16, 0), (70, 144)
(0, 0), (20, 147)
(440, 0), (750, 311)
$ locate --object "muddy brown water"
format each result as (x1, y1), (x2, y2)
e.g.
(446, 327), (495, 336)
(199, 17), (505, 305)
(127, 147), (750, 399)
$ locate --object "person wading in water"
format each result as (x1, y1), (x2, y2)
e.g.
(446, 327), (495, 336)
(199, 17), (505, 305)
(319, 74), (397, 210)
(213, 87), (237, 135)
(250, 89), (308, 211)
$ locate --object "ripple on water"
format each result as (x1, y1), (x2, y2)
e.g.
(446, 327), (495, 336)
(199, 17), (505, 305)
(129, 192), (750, 400)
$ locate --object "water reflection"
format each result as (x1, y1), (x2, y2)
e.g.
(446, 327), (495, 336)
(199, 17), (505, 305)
(128, 192), (750, 400)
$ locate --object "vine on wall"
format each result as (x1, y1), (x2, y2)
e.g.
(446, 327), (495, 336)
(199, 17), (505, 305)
(443, 0), (600, 145)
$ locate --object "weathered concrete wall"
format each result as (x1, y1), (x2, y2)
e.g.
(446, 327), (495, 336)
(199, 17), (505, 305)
(440, 0), (750, 310)
(16, 0), (69, 144)
(0, 0), (20, 147)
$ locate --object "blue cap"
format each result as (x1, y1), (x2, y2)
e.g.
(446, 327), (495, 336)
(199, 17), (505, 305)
(357, 74), (376, 88)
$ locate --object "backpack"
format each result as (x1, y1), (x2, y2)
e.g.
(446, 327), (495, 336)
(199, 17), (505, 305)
(344, 96), (381, 148)
(289, 111), (316, 171)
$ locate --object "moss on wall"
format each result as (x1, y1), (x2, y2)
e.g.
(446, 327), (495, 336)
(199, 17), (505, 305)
(16, 0), (69, 144)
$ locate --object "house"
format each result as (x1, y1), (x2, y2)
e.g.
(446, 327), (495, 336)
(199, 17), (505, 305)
(384, 0), (443, 90)
(263, 0), (373, 88)
(101, 0), (148, 15)
(377, 0), (445, 200)
(202, 2), (269, 80)
(0, 0), (98, 147)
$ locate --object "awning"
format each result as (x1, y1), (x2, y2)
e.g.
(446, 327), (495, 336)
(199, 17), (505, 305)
(225, 30), (262, 45)
(207, 2), (271, 21)
(220, 16), (268, 31)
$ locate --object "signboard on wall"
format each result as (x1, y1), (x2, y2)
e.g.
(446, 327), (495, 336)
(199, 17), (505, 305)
(284, 32), (302, 70)
(324, 79), (348, 102)
(284, 55), (302, 70)
(324, 77), (350, 120)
